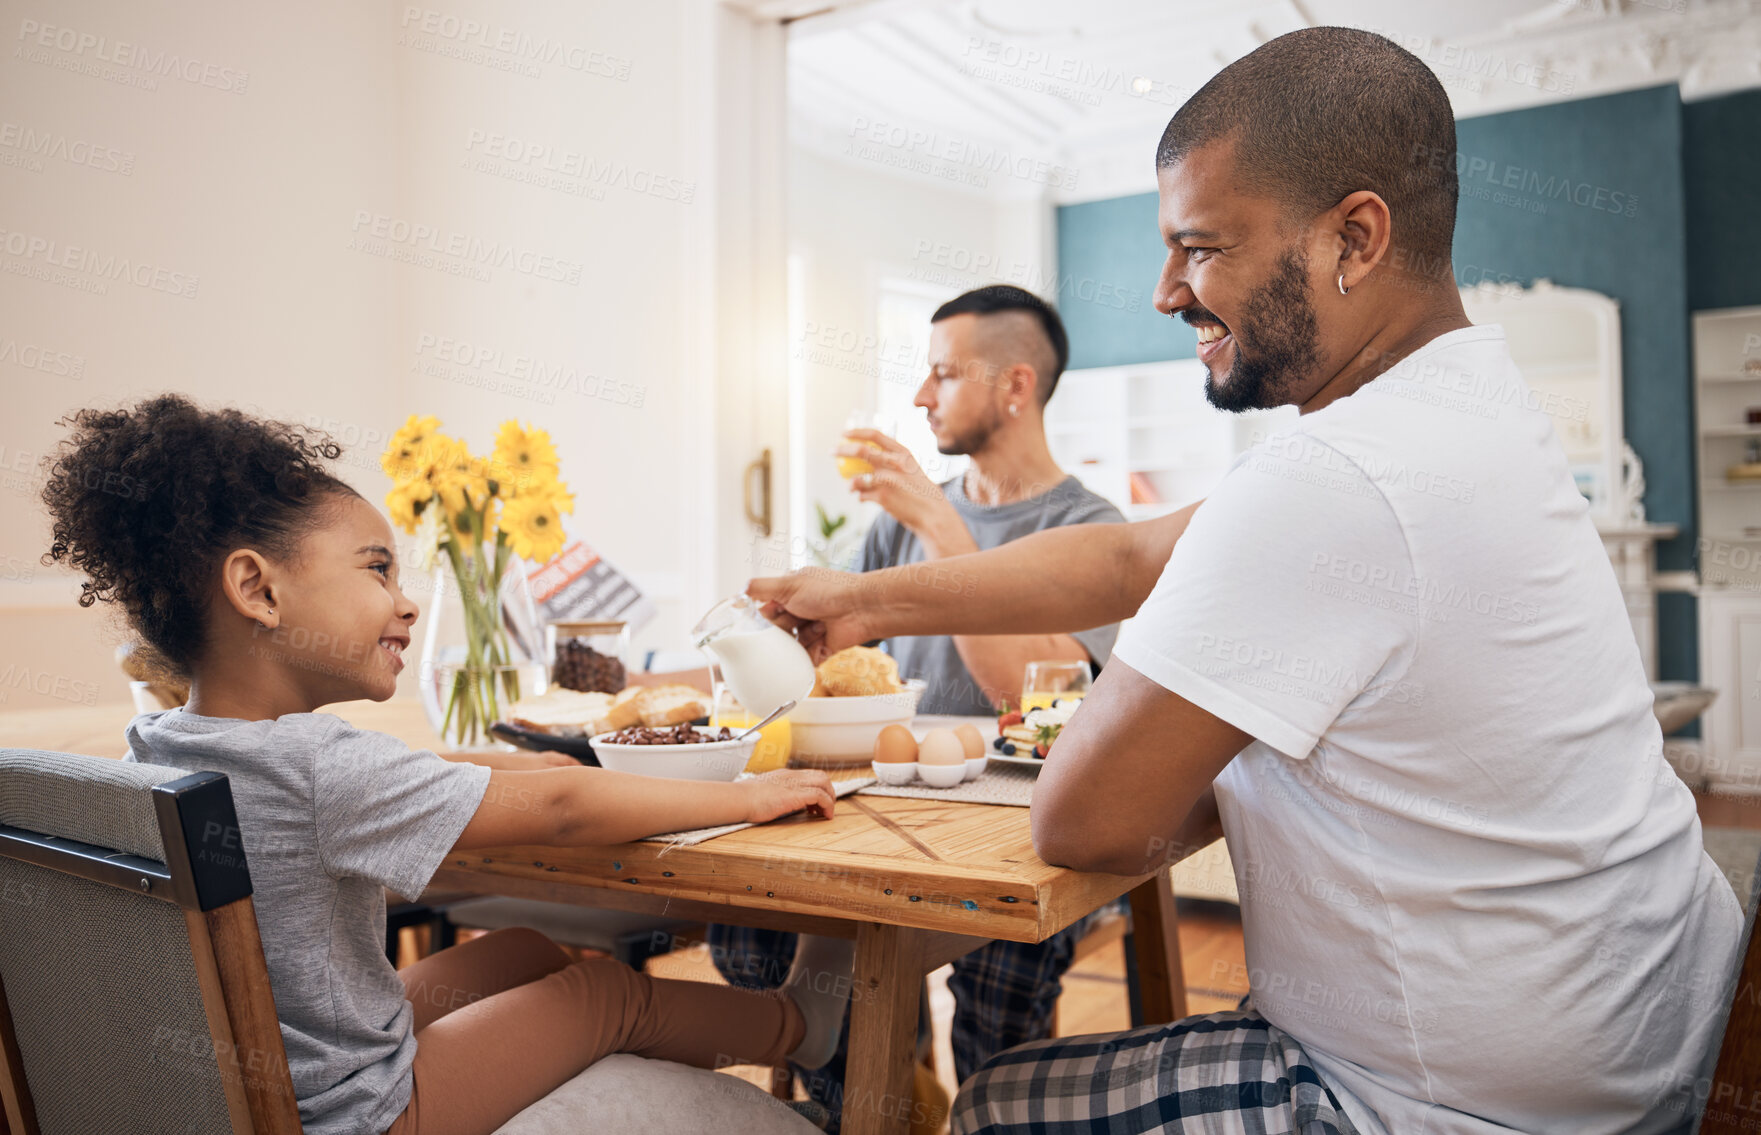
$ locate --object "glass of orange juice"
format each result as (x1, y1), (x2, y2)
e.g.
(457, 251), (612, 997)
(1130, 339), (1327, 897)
(711, 682), (792, 773)
(1021, 660), (1092, 712)
(837, 411), (894, 481)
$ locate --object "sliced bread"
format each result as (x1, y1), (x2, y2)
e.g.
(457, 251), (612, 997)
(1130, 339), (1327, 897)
(636, 684), (712, 727)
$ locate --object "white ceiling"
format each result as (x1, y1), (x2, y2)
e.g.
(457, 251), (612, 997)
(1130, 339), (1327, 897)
(782, 0), (1761, 202)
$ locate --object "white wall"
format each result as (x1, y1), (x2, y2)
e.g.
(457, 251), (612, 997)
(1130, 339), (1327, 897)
(0, 0), (782, 712)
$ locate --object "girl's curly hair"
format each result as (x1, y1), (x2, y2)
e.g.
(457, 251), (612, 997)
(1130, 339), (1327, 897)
(40, 395), (357, 677)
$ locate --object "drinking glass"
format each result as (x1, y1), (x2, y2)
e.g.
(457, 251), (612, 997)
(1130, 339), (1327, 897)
(710, 679), (793, 773)
(837, 411), (895, 481)
(1021, 660), (1092, 712)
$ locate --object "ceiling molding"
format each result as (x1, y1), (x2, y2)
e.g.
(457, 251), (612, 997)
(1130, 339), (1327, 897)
(789, 0), (1761, 204)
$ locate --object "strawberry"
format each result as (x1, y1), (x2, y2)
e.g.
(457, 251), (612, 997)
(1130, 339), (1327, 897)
(997, 711), (1023, 735)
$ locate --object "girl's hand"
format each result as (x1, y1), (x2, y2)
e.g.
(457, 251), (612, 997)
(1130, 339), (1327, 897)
(740, 769), (837, 824)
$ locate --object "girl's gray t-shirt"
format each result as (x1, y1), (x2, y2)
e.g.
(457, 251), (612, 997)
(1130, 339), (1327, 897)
(857, 474), (1126, 715)
(125, 708), (491, 1135)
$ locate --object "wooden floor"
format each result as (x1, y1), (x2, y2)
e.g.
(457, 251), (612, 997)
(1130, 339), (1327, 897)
(1695, 787), (1761, 831)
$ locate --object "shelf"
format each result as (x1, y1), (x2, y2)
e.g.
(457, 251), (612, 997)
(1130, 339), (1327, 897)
(1704, 425), (1761, 437)
(1704, 532), (1761, 543)
(1699, 373), (1761, 384)
(1702, 480), (1761, 490)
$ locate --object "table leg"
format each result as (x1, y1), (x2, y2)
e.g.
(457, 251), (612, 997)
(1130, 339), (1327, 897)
(843, 922), (924, 1135)
(1127, 870), (1187, 1023)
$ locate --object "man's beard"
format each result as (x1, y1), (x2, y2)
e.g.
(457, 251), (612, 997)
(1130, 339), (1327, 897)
(937, 404), (1006, 456)
(1203, 246), (1322, 413)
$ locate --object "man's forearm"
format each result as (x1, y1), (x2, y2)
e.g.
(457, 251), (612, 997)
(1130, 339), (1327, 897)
(952, 632), (1090, 710)
(862, 501), (1200, 640)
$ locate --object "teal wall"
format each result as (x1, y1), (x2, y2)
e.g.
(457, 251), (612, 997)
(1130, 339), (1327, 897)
(1684, 88), (1761, 312)
(1055, 83), (1753, 685)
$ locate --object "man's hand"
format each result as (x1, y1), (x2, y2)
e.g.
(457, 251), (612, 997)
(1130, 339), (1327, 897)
(837, 430), (972, 556)
(748, 567), (879, 662)
(739, 769), (838, 823)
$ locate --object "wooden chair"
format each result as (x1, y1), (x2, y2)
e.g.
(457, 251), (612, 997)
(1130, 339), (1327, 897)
(0, 749), (820, 1135)
(0, 749), (300, 1134)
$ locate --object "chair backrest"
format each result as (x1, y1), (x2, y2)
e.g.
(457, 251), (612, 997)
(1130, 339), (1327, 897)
(1693, 840), (1761, 1135)
(0, 749), (301, 1135)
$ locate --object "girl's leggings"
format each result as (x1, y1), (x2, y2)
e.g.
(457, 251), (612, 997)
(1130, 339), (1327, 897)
(382, 926), (802, 1135)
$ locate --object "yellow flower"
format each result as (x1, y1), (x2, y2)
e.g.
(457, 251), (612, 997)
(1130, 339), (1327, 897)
(385, 478), (434, 534)
(492, 421), (559, 495)
(517, 475), (575, 514)
(501, 492), (567, 562)
(382, 415), (443, 481)
(429, 437), (491, 517)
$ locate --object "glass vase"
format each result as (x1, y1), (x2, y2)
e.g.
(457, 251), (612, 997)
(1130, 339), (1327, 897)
(417, 554), (548, 749)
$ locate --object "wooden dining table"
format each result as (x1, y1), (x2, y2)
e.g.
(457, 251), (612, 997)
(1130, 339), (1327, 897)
(0, 698), (1186, 1135)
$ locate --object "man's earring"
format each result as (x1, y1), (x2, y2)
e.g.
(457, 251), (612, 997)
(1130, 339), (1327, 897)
(1337, 273), (1351, 296)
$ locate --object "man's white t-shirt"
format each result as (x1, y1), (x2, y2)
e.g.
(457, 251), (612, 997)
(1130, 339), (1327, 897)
(1111, 325), (1742, 1135)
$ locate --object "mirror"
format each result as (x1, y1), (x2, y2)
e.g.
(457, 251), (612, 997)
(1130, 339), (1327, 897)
(1459, 279), (1626, 527)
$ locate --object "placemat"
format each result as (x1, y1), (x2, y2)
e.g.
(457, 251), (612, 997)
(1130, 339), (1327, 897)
(646, 776), (875, 851)
(858, 762), (1039, 807)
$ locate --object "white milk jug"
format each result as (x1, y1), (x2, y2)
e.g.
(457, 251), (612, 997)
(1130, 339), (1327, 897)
(691, 594), (818, 720)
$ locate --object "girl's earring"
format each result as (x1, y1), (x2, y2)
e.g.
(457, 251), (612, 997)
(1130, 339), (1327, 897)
(1008, 403), (1020, 418)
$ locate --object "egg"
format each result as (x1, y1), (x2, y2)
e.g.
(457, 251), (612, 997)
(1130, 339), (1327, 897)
(917, 728), (966, 766)
(873, 723), (919, 764)
(953, 723), (986, 762)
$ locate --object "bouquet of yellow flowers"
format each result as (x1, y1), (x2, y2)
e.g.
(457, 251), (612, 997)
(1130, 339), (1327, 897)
(382, 416), (573, 745)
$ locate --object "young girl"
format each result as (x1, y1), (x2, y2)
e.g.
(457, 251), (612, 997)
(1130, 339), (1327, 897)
(41, 396), (853, 1135)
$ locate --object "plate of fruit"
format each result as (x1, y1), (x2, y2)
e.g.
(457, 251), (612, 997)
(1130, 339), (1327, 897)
(988, 700), (1079, 768)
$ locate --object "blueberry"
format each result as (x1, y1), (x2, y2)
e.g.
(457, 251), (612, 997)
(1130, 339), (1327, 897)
(1002, 742), (1017, 756)
(992, 736), (1006, 751)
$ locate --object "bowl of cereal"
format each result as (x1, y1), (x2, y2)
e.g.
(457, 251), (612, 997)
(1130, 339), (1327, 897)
(589, 724), (758, 781)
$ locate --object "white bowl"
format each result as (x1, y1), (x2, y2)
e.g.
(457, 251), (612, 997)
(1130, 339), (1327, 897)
(917, 761), (966, 788)
(789, 680), (926, 768)
(871, 760), (918, 786)
(590, 727), (757, 781)
(963, 756), (986, 782)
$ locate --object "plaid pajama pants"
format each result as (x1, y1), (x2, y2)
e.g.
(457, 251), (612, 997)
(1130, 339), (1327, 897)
(706, 909), (1108, 1131)
(952, 1009), (1361, 1135)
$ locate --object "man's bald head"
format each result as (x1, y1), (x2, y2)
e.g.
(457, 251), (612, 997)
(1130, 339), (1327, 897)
(931, 285), (1068, 405)
(1157, 26), (1458, 263)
